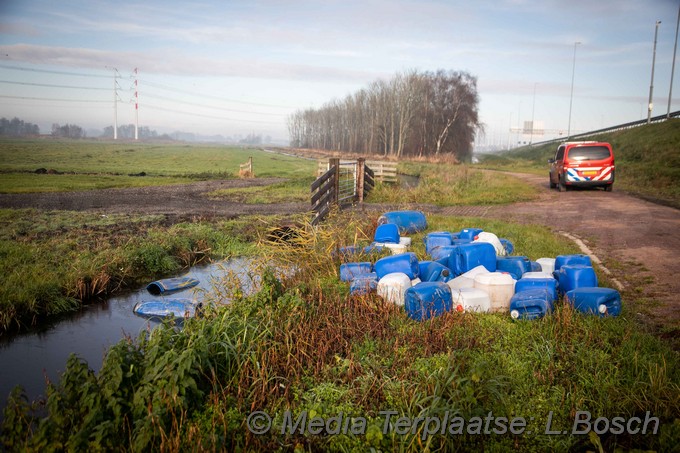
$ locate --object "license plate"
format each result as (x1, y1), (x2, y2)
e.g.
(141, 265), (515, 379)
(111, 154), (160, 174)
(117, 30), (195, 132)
(582, 171), (598, 176)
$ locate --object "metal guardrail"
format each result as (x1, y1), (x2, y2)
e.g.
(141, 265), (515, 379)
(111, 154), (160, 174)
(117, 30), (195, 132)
(529, 110), (680, 148)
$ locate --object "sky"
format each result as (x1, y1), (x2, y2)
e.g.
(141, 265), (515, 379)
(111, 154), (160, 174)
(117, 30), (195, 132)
(0, 0), (679, 147)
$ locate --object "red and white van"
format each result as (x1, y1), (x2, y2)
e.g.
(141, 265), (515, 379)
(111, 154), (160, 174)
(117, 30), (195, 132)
(548, 141), (615, 192)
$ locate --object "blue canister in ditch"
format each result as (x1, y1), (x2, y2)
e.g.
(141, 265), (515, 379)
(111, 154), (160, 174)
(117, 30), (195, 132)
(404, 282), (452, 321)
(565, 287), (621, 317)
(374, 252), (419, 279)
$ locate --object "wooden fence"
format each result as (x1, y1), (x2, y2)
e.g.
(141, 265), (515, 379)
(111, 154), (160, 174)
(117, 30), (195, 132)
(311, 158), (374, 225)
(238, 157), (253, 177)
(317, 158), (396, 183)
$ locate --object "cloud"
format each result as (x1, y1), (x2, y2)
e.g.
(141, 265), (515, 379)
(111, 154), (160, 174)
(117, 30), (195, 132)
(0, 43), (382, 83)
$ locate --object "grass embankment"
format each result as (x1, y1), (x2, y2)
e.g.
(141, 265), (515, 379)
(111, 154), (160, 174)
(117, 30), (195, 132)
(0, 209), (264, 333)
(478, 119), (680, 207)
(371, 162), (539, 205)
(0, 139), (316, 193)
(3, 211), (678, 452)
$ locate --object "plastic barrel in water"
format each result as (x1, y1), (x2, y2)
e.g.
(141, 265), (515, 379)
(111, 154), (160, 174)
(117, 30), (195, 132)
(473, 272), (516, 312)
(422, 261), (453, 283)
(515, 277), (558, 306)
(554, 254), (592, 272)
(457, 228), (483, 241)
(374, 252), (419, 279)
(565, 287), (621, 317)
(557, 264), (598, 294)
(496, 256), (531, 280)
(510, 289), (552, 320)
(374, 223), (400, 244)
(350, 273), (379, 295)
(453, 242), (497, 274)
(451, 287), (491, 313)
(424, 232), (453, 255)
(340, 262), (373, 282)
(377, 272), (412, 306)
(377, 211), (427, 234)
(404, 282), (452, 321)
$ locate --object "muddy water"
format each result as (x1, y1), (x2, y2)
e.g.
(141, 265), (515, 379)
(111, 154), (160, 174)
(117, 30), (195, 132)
(0, 258), (259, 414)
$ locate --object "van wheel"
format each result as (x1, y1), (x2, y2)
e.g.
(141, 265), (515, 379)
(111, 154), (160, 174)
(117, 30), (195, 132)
(549, 175), (557, 189)
(558, 176), (566, 192)
(605, 184), (613, 192)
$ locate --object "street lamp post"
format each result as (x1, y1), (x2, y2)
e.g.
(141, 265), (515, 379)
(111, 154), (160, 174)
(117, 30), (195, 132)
(567, 41), (581, 140)
(647, 20), (661, 124)
(668, 6), (679, 118)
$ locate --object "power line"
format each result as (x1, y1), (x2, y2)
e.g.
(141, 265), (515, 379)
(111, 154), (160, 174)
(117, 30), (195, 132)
(0, 63), (110, 78)
(141, 92), (288, 116)
(143, 103), (284, 125)
(141, 79), (294, 109)
(0, 80), (109, 91)
(0, 94), (109, 103)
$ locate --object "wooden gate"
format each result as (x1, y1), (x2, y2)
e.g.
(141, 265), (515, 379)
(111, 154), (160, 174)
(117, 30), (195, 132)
(310, 158), (374, 225)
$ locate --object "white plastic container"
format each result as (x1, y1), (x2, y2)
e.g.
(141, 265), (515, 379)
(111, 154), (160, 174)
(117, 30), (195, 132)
(451, 287), (492, 313)
(537, 258), (556, 275)
(447, 265), (490, 290)
(521, 271), (554, 279)
(377, 272), (412, 306)
(473, 272), (516, 312)
(473, 231), (506, 256)
(399, 237), (412, 247)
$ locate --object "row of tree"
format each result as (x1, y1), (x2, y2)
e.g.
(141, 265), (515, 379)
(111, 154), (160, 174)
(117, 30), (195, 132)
(288, 69), (481, 161)
(0, 117), (40, 136)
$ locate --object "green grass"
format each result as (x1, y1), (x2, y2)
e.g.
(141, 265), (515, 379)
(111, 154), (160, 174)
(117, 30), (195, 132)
(3, 210), (678, 452)
(206, 177), (315, 203)
(477, 119), (680, 207)
(368, 163), (540, 205)
(0, 139), (317, 193)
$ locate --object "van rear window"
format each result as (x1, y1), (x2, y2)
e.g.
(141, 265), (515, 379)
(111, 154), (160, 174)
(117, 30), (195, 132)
(568, 146), (611, 161)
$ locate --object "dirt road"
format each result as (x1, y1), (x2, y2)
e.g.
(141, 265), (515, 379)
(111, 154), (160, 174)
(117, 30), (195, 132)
(1, 173), (677, 334)
(0, 178), (309, 218)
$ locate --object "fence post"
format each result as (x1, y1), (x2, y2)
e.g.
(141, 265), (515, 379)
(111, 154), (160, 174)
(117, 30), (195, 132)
(329, 158), (340, 205)
(356, 158), (365, 203)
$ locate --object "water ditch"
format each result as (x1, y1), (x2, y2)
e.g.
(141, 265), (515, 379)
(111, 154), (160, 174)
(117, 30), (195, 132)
(0, 257), (264, 415)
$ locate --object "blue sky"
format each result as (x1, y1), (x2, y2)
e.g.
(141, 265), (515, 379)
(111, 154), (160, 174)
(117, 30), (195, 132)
(0, 0), (678, 147)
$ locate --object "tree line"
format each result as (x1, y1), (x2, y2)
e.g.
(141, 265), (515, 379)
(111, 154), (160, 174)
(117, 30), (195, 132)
(0, 117), (40, 136)
(288, 69), (481, 161)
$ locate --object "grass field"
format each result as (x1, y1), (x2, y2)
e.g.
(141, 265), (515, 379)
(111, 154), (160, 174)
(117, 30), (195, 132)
(0, 139), (317, 192)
